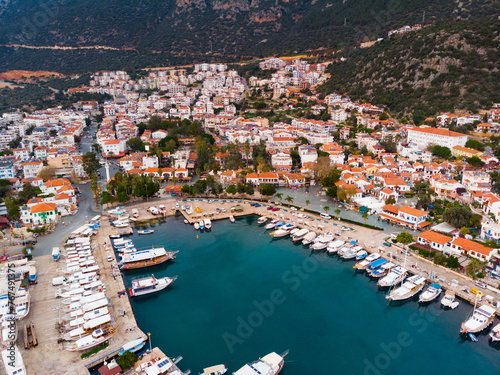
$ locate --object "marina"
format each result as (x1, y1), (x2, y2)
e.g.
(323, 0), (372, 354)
(124, 214), (500, 375)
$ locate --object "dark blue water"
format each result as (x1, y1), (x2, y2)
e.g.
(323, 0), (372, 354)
(122, 216), (500, 375)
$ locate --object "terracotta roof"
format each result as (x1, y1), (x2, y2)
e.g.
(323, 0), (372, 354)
(408, 127), (467, 137)
(399, 206), (428, 217)
(30, 202), (56, 213)
(451, 237), (494, 256)
(418, 231), (452, 245)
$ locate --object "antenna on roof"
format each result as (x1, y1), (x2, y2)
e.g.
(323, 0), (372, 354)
(422, 10), (425, 23)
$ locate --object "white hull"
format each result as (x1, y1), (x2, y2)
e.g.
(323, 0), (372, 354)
(130, 276), (176, 297)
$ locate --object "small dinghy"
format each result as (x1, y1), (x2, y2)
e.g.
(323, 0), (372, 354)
(469, 333), (478, 342)
(194, 222), (200, 230)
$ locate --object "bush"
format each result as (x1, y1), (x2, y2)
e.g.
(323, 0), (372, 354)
(116, 351), (139, 370)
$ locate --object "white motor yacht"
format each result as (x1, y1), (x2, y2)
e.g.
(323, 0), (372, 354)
(419, 283), (442, 303)
(460, 304), (496, 334)
(386, 275), (426, 301)
(378, 266), (407, 288)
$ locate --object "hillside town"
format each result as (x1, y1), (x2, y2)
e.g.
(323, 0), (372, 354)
(0, 57), (500, 373)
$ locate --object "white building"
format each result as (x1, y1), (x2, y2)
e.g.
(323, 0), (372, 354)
(271, 152), (293, 171)
(298, 145), (318, 165)
(406, 127), (468, 150)
(102, 139), (127, 158)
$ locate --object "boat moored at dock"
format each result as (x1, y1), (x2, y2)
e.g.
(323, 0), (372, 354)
(257, 217), (268, 224)
(1, 345), (26, 375)
(119, 336), (147, 355)
(119, 247), (178, 270)
(202, 364), (227, 375)
(419, 283), (442, 303)
(386, 275), (426, 301)
(378, 266), (407, 288)
(292, 228), (309, 242)
(234, 350), (289, 375)
(441, 290), (459, 309)
(460, 304), (496, 334)
(129, 275), (177, 297)
(205, 218), (212, 230)
(301, 232), (316, 246)
(490, 323), (500, 342)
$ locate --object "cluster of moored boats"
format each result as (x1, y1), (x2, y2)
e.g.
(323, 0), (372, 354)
(192, 218), (212, 231)
(55, 235), (116, 353)
(110, 236), (178, 270)
(259, 216), (500, 342)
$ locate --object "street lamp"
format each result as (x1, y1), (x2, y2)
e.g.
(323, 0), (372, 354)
(148, 332), (151, 351)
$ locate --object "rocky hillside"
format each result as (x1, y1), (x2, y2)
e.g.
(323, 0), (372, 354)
(0, 0), (497, 73)
(317, 17), (500, 123)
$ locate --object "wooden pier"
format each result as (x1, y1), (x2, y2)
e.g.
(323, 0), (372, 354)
(24, 321), (38, 349)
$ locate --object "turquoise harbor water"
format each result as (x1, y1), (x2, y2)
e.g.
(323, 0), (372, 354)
(122, 216), (499, 375)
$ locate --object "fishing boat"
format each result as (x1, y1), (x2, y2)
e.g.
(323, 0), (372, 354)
(327, 240), (344, 254)
(201, 364), (227, 375)
(302, 232), (317, 246)
(14, 289), (30, 320)
(271, 229), (290, 238)
(1, 315), (17, 345)
(289, 228), (300, 237)
(66, 326), (115, 351)
(138, 229), (154, 235)
(194, 222), (200, 230)
(265, 220), (279, 230)
(356, 250), (368, 260)
(1, 345), (26, 375)
(257, 217), (268, 224)
(114, 221), (129, 228)
(229, 215), (235, 223)
(489, 323), (500, 342)
(460, 304), (496, 334)
(199, 220), (205, 230)
(129, 275), (177, 297)
(109, 234), (121, 239)
(234, 350), (289, 375)
(119, 337), (147, 355)
(184, 219), (189, 224)
(292, 228), (309, 242)
(204, 219), (212, 230)
(119, 247), (178, 270)
(441, 290), (459, 309)
(378, 266), (407, 288)
(386, 275), (426, 301)
(419, 283), (442, 303)
(365, 258), (388, 275)
(369, 262), (395, 278)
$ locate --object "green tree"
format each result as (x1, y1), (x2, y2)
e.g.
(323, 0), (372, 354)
(181, 184), (191, 195)
(335, 208), (341, 219)
(226, 184), (237, 195)
(82, 152), (101, 176)
(101, 191), (112, 205)
(434, 252), (447, 266)
(305, 200), (310, 208)
(126, 137), (146, 152)
(459, 227), (470, 235)
(466, 258), (487, 279)
(446, 256), (460, 269)
(362, 212), (368, 225)
(116, 351), (138, 370)
(117, 191), (129, 203)
(396, 232), (414, 249)
(274, 192), (283, 204)
(416, 194), (432, 210)
(431, 145), (452, 160)
(260, 184), (276, 196)
(90, 174), (99, 208)
(285, 195), (293, 205)
(323, 206), (330, 215)
(443, 207), (472, 228)
(467, 156), (485, 168)
(17, 183), (42, 205)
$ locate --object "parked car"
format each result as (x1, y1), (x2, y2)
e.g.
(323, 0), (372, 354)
(475, 281), (488, 289)
(271, 207), (279, 211)
(320, 213), (331, 219)
(267, 206), (273, 210)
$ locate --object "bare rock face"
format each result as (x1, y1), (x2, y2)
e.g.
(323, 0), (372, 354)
(250, 9), (283, 22)
(212, 0), (251, 11)
(176, 0), (207, 10)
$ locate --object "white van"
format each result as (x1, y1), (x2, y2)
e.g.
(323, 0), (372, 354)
(52, 276), (67, 286)
(320, 213), (331, 219)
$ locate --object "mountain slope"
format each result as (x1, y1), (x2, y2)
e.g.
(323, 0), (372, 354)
(317, 16), (500, 122)
(0, 0), (497, 73)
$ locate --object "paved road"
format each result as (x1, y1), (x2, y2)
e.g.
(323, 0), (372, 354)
(34, 125), (100, 256)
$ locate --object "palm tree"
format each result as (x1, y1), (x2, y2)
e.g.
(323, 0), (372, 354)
(335, 208), (341, 220)
(275, 192), (283, 205)
(323, 206), (330, 215)
(305, 199), (310, 209)
(285, 195), (293, 206)
(362, 212), (368, 225)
